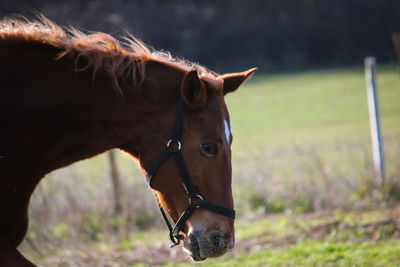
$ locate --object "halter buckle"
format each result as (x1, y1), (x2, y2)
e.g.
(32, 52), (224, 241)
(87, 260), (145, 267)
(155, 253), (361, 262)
(189, 193), (204, 205)
(166, 138), (181, 151)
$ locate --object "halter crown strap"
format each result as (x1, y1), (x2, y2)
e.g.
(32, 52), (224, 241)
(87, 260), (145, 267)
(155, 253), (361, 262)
(145, 96), (235, 247)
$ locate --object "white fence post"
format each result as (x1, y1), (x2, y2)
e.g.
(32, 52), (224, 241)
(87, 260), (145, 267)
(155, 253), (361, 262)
(364, 57), (385, 186)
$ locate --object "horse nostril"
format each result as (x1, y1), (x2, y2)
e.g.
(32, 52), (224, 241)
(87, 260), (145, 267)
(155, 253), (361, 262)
(208, 230), (226, 250)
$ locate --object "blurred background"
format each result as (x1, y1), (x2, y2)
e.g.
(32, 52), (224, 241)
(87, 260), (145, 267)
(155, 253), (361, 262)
(1, 1), (400, 266)
(1, 0), (400, 73)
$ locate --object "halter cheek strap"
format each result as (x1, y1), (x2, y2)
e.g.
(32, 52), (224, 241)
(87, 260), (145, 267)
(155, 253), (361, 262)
(145, 96), (236, 247)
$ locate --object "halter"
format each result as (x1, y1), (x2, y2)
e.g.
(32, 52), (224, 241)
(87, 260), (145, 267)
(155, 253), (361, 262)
(145, 96), (236, 247)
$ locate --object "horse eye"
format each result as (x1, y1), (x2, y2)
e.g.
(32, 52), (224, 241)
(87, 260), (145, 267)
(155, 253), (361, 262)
(201, 142), (218, 157)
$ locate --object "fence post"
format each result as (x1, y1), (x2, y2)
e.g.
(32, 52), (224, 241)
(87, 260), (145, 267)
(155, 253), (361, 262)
(364, 57), (384, 186)
(108, 150), (122, 214)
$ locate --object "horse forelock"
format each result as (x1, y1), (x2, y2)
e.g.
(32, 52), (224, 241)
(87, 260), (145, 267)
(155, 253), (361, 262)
(0, 15), (218, 97)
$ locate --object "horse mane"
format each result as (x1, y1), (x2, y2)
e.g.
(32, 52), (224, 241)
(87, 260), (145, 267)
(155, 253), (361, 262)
(0, 15), (217, 96)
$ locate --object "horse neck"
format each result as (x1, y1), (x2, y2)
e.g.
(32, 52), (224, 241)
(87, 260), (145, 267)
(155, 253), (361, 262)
(0, 42), (182, 178)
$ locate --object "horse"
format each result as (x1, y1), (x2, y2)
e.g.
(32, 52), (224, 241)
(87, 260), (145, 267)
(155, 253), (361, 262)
(0, 16), (257, 266)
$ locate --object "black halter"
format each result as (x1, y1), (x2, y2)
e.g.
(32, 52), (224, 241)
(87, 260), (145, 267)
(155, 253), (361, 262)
(145, 96), (236, 247)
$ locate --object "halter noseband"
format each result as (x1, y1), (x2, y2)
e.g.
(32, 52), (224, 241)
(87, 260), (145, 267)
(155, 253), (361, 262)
(145, 96), (236, 247)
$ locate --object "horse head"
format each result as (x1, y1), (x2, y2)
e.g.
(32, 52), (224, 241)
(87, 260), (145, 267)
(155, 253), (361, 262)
(125, 65), (257, 261)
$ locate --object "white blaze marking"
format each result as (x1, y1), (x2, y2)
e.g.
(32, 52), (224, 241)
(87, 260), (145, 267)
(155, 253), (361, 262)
(224, 119), (231, 143)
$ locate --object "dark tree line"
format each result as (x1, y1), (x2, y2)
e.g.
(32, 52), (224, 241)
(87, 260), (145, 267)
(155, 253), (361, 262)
(1, 0), (399, 73)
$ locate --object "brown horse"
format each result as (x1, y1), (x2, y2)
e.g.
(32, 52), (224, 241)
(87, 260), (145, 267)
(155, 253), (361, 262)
(0, 16), (256, 266)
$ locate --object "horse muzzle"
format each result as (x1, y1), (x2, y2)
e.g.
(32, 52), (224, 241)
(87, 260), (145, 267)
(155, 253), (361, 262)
(183, 228), (233, 261)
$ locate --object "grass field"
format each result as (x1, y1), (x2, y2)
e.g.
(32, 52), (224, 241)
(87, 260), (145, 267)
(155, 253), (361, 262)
(21, 205), (400, 266)
(228, 65), (400, 214)
(20, 65), (400, 266)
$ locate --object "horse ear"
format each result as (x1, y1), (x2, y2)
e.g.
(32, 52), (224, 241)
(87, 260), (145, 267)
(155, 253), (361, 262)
(219, 67), (258, 95)
(181, 69), (207, 109)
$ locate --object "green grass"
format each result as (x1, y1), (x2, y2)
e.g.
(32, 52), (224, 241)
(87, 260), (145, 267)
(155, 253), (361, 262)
(155, 205), (400, 267)
(227, 66), (400, 147)
(227, 65), (400, 213)
(21, 204), (400, 266)
(201, 240), (400, 267)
